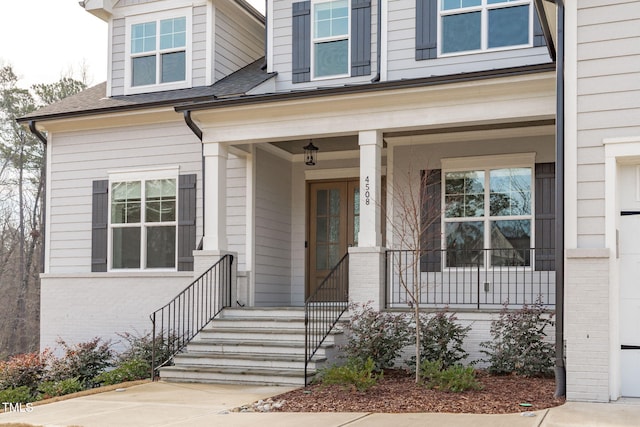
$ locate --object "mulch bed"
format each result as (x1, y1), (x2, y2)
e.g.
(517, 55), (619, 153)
(271, 370), (565, 414)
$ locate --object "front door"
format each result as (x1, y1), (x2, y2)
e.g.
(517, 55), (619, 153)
(307, 180), (359, 300)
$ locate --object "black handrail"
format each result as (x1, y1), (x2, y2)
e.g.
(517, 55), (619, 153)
(304, 253), (349, 386)
(150, 254), (234, 380)
(385, 248), (555, 309)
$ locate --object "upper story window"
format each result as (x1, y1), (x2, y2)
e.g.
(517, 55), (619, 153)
(440, 0), (532, 55)
(312, 0), (350, 79)
(109, 171), (178, 270)
(125, 10), (191, 94)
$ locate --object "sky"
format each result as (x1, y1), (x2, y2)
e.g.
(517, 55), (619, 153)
(0, 0), (265, 89)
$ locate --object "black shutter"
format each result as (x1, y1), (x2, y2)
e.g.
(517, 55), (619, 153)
(535, 163), (555, 271)
(416, 0), (437, 60)
(91, 180), (109, 272)
(178, 174), (197, 271)
(351, 0), (371, 76)
(421, 169), (441, 272)
(533, 5), (546, 47)
(292, 1), (311, 83)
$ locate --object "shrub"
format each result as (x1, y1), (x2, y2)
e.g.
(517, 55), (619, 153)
(0, 386), (35, 404)
(343, 303), (411, 371)
(94, 359), (150, 386)
(48, 338), (114, 386)
(116, 331), (175, 368)
(0, 351), (51, 393)
(38, 377), (83, 399)
(416, 312), (470, 369)
(420, 360), (482, 393)
(480, 300), (555, 377)
(319, 357), (382, 392)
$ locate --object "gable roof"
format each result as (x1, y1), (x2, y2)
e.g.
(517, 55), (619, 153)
(18, 58), (274, 123)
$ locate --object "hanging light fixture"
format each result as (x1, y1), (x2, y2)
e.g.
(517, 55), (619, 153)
(303, 141), (318, 166)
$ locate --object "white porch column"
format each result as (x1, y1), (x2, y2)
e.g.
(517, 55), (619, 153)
(202, 142), (228, 251)
(350, 130), (385, 310)
(358, 130), (382, 247)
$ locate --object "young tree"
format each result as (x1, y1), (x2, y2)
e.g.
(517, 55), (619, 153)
(385, 155), (441, 383)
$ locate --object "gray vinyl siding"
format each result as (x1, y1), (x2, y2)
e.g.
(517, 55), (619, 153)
(192, 5), (208, 87)
(272, 0), (377, 91)
(111, 18), (126, 96)
(214, 3), (265, 81)
(385, 0), (551, 81)
(254, 148), (292, 306)
(47, 122), (202, 274)
(227, 154), (247, 272)
(576, 0), (640, 248)
(115, 0), (157, 7)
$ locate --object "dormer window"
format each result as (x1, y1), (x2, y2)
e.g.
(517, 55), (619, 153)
(125, 10), (192, 94)
(439, 0), (532, 55)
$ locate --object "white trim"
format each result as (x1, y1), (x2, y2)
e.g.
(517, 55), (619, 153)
(107, 16), (114, 97)
(304, 166), (387, 181)
(205, 1), (214, 86)
(564, 0), (578, 250)
(44, 132), (53, 274)
(441, 152), (536, 171)
(292, 149), (361, 162)
(310, 0), (351, 81)
(123, 7), (193, 95)
(380, 0), (388, 81)
(111, 0), (205, 18)
(267, 0), (275, 74)
(247, 145), (257, 306)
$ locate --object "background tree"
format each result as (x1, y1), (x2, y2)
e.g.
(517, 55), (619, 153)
(0, 65), (87, 358)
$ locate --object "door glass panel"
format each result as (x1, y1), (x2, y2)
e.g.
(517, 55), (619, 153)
(353, 187), (360, 245)
(316, 247), (328, 270)
(317, 189), (327, 215)
(317, 217), (328, 242)
(330, 189), (340, 215)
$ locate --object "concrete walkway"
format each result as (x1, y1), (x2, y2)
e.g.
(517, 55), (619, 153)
(1, 381), (639, 427)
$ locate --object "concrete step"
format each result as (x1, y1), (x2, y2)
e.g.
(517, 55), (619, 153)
(172, 352), (326, 370)
(184, 338), (334, 357)
(220, 307), (305, 319)
(158, 365), (311, 386)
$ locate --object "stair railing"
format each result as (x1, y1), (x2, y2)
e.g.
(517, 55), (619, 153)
(150, 254), (234, 380)
(304, 253), (349, 385)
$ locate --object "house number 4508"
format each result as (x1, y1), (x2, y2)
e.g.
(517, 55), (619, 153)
(364, 176), (371, 206)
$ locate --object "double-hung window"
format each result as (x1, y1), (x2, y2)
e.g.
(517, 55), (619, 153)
(110, 173), (178, 270)
(440, 0), (532, 55)
(443, 164), (532, 268)
(126, 10), (190, 94)
(312, 0), (350, 79)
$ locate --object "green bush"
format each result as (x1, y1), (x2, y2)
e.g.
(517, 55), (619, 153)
(0, 386), (36, 404)
(116, 331), (176, 368)
(343, 303), (411, 371)
(38, 377), (83, 399)
(480, 300), (555, 377)
(420, 360), (482, 393)
(94, 359), (150, 386)
(0, 351), (50, 394)
(416, 312), (470, 369)
(48, 338), (114, 386)
(319, 357), (382, 392)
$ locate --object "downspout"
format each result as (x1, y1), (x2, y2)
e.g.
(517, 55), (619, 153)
(183, 111), (205, 250)
(371, 0), (382, 82)
(28, 121), (48, 274)
(554, 0), (566, 398)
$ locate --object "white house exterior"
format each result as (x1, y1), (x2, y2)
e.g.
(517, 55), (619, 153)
(27, 0), (640, 394)
(563, 0), (640, 402)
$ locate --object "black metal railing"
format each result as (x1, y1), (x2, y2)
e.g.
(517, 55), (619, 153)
(385, 248), (555, 309)
(304, 253), (349, 385)
(150, 254), (234, 380)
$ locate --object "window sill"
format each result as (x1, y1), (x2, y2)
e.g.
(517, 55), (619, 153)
(41, 272), (193, 279)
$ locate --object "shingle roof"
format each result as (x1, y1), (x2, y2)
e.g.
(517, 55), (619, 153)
(18, 58), (275, 122)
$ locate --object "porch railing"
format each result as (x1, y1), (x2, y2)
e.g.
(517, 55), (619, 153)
(150, 254), (234, 380)
(304, 253), (349, 385)
(385, 248), (555, 309)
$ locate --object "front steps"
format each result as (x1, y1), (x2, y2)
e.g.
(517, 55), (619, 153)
(158, 307), (346, 386)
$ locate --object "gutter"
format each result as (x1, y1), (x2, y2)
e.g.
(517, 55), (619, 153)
(554, 0), (566, 398)
(183, 111), (206, 250)
(27, 121), (48, 274)
(371, 0), (382, 82)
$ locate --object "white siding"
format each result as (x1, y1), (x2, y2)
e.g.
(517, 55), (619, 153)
(254, 148), (292, 306)
(47, 121), (202, 274)
(575, 0), (640, 248)
(115, 0), (157, 7)
(214, 2), (265, 81)
(227, 154), (247, 271)
(385, 0), (551, 81)
(111, 18), (126, 96)
(192, 5), (208, 87)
